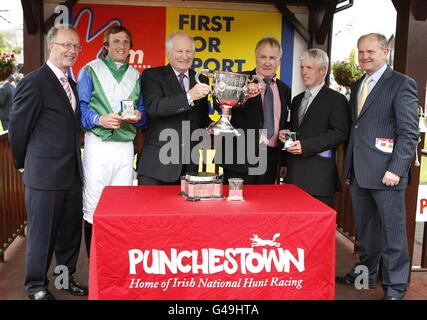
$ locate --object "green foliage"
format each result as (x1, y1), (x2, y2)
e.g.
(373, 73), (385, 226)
(0, 31), (21, 55)
(13, 47), (22, 54)
(332, 48), (364, 87)
(0, 50), (16, 81)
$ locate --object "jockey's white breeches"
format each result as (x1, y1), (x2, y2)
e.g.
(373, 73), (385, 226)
(82, 132), (134, 224)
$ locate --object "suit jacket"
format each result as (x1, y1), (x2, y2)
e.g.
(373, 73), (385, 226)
(343, 66), (419, 190)
(8, 64), (83, 190)
(138, 64), (210, 182)
(0, 81), (14, 121)
(285, 85), (350, 196)
(217, 69), (291, 175)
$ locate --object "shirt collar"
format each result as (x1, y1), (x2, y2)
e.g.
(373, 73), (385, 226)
(307, 82), (324, 97)
(172, 67), (189, 78)
(255, 69), (277, 83)
(47, 59), (68, 80)
(368, 63), (387, 83)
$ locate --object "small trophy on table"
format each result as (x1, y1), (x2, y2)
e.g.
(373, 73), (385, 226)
(120, 100), (136, 119)
(227, 178), (244, 201)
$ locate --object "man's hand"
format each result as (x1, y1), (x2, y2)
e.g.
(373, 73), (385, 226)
(244, 82), (262, 101)
(286, 140), (303, 155)
(189, 83), (211, 101)
(382, 171), (400, 187)
(278, 129), (289, 144)
(124, 110), (142, 123)
(99, 113), (124, 129)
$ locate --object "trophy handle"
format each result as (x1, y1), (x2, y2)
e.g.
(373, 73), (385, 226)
(195, 69), (212, 84)
(248, 74), (265, 86)
(244, 74), (265, 95)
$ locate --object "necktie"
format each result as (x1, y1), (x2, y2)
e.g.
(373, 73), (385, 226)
(60, 76), (74, 111)
(357, 76), (373, 116)
(178, 73), (186, 92)
(298, 90), (312, 125)
(263, 78), (274, 139)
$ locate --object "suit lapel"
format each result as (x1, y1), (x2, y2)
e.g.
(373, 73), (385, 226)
(189, 69), (196, 88)
(69, 80), (80, 118)
(358, 67), (392, 118)
(272, 78), (291, 127)
(292, 93), (304, 129)
(166, 64), (186, 94)
(41, 64), (75, 115)
(298, 85), (328, 126)
(351, 78), (363, 121)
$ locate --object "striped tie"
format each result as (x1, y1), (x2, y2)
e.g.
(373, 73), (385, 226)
(60, 75), (74, 111)
(178, 73), (186, 92)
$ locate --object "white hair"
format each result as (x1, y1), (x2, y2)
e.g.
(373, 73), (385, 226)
(165, 32), (195, 54)
(299, 48), (329, 70)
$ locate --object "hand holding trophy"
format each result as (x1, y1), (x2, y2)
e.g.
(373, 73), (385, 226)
(120, 100), (142, 123)
(195, 70), (264, 136)
(279, 129), (297, 150)
(121, 100), (137, 119)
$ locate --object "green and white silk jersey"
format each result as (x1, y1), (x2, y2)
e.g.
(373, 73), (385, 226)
(83, 56), (141, 141)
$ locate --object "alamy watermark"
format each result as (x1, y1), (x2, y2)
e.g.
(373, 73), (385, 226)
(158, 121), (267, 176)
(354, 265), (370, 290)
(54, 265), (69, 290)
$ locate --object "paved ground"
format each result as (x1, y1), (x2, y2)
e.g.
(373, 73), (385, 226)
(1, 230), (426, 300)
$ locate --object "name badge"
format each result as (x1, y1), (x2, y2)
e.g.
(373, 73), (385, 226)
(375, 138), (394, 153)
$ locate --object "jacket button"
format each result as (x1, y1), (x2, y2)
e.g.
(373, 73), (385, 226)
(354, 125), (358, 129)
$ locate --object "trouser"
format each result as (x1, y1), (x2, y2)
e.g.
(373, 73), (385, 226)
(349, 174), (409, 299)
(84, 220), (92, 258)
(82, 132), (134, 224)
(24, 177), (82, 294)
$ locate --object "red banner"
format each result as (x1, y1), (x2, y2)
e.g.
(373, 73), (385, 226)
(70, 4), (166, 80)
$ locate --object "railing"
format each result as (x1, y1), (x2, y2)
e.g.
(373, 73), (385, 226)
(0, 131), (26, 262)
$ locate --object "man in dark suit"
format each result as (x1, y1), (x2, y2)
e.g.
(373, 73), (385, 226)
(137, 32), (211, 184)
(279, 48), (350, 207)
(8, 26), (87, 300)
(219, 37), (291, 184)
(337, 33), (419, 300)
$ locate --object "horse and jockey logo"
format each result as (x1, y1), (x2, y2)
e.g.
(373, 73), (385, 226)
(250, 233), (281, 247)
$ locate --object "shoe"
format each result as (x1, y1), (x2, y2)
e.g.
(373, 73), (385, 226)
(28, 289), (56, 300)
(383, 296), (401, 300)
(335, 272), (376, 289)
(66, 278), (88, 296)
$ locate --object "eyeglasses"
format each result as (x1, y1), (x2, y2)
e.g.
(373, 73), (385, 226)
(51, 42), (83, 52)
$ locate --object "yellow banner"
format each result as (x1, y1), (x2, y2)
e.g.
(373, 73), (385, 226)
(166, 8), (282, 73)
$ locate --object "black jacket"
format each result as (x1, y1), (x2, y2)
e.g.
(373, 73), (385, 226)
(285, 85), (350, 196)
(8, 64), (83, 189)
(216, 69), (291, 175)
(138, 64), (210, 182)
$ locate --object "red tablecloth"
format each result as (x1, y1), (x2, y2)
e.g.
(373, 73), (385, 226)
(89, 184), (336, 300)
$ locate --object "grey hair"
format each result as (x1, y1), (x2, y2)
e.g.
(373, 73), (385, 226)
(165, 32), (195, 54)
(47, 25), (77, 44)
(299, 48), (329, 70)
(357, 33), (388, 49)
(255, 36), (282, 58)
